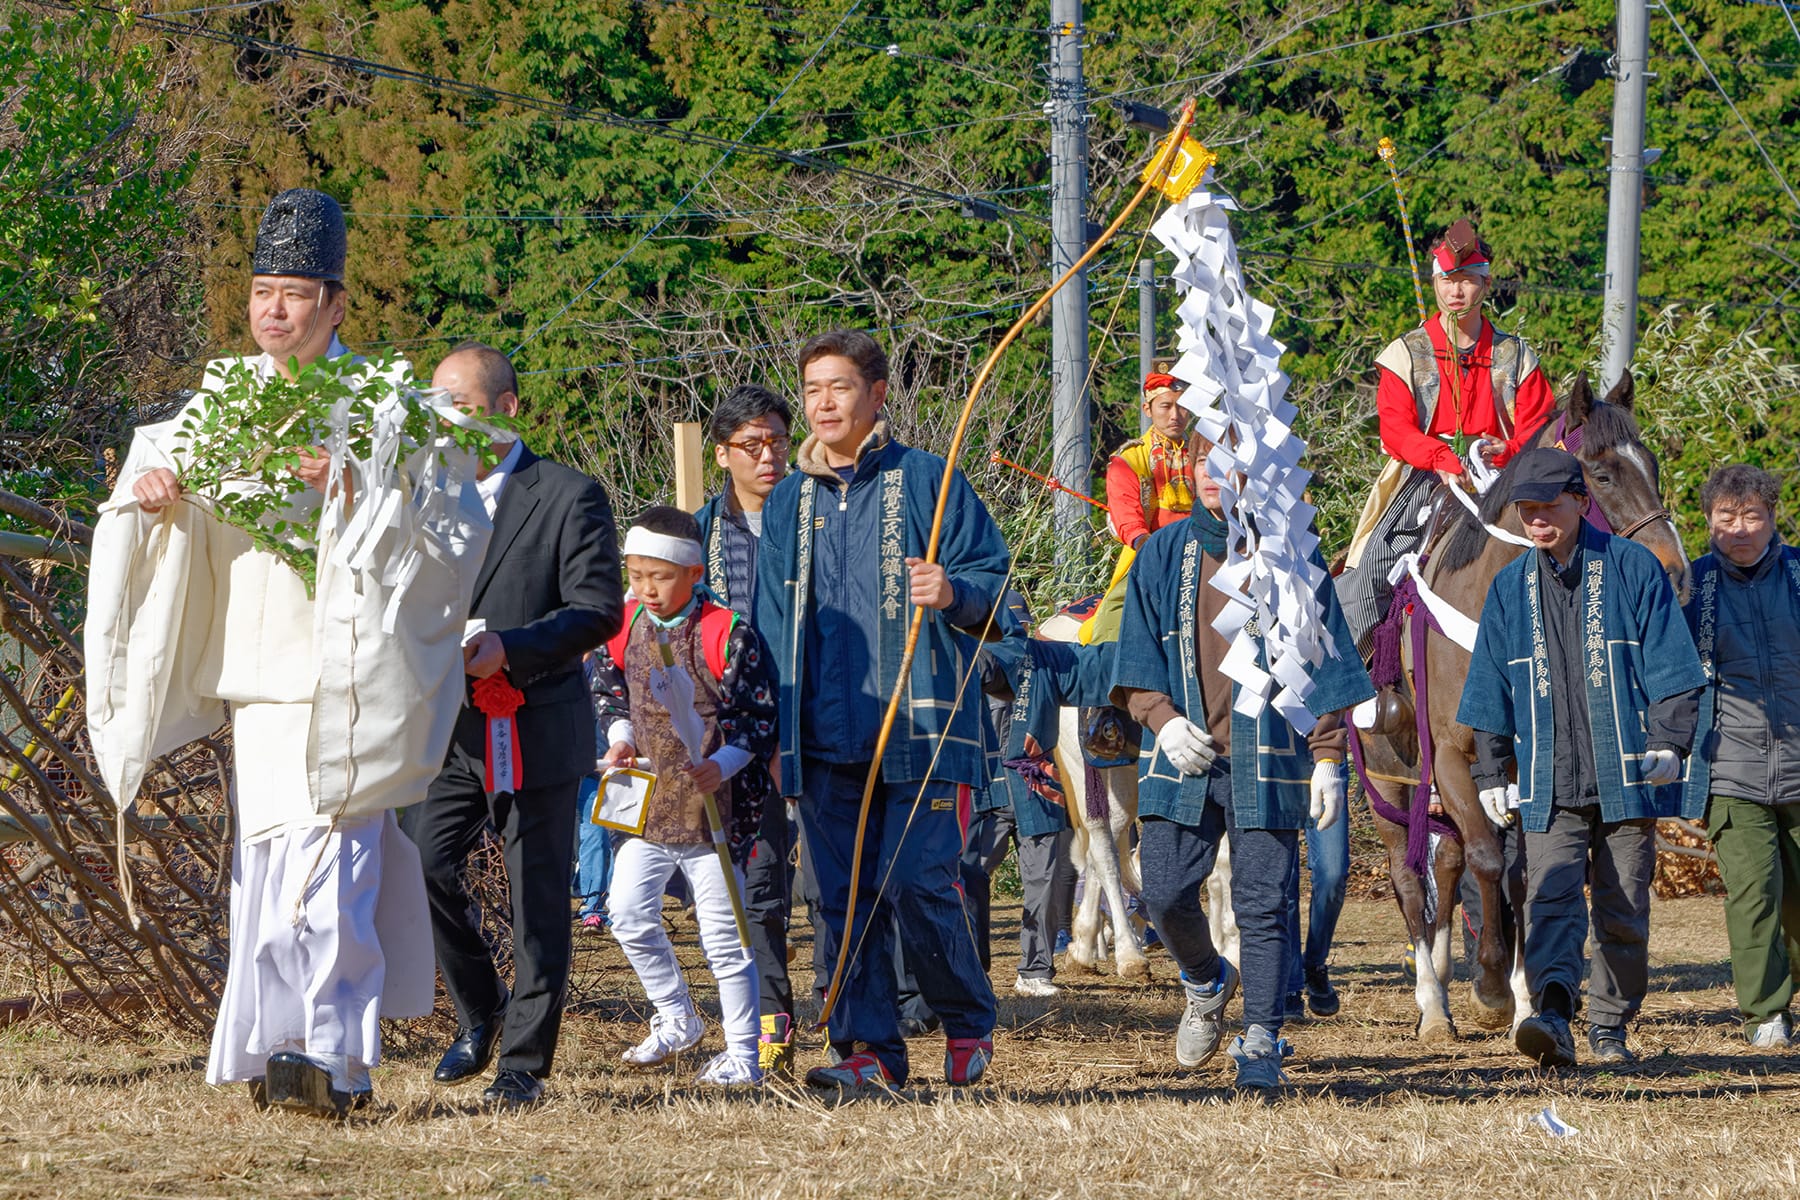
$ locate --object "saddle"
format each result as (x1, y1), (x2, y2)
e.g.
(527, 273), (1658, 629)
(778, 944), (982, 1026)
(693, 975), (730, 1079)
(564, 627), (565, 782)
(1357, 480), (1467, 783)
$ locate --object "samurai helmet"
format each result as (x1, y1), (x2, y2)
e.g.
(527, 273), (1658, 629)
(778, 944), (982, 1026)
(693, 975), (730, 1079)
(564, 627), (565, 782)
(1431, 218), (1491, 277)
(252, 188), (347, 281)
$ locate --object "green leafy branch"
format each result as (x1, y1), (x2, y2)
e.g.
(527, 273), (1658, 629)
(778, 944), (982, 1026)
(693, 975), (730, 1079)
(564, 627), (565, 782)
(174, 355), (511, 593)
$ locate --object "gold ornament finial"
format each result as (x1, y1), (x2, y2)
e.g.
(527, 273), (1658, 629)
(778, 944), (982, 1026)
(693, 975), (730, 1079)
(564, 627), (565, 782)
(1141, 131), (1217, 202)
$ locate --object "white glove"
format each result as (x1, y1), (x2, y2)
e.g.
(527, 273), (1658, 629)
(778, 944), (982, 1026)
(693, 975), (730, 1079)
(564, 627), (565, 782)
(1642, 748), (1682, 786)
(1479, 785), (1513, 828)
(1310, 759), (1345, 830)
(1156, 716), (1218, 777)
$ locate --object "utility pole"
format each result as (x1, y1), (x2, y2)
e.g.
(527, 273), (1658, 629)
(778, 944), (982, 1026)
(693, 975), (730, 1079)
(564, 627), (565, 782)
(1600, 0), (1648, 392)
(1049, 0), (1090, 593)
(1137, 257), (1155, 432)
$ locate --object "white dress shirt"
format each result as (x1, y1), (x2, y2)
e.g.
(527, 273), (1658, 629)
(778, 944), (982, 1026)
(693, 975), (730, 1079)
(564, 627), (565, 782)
(476, 439), (525, 519)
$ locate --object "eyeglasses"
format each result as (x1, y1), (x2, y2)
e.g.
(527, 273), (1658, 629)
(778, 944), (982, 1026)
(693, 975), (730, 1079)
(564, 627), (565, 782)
(724, 436), (791, 457)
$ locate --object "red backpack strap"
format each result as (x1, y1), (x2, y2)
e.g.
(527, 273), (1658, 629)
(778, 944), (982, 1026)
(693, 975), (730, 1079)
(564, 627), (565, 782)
(697, 601), (739, 682)
(605, 599), (642, 669)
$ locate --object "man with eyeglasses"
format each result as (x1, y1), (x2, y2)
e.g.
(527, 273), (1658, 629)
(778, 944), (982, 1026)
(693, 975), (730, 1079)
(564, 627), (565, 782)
(696, 381), (796, 1073)
(698, 384), (792, 619)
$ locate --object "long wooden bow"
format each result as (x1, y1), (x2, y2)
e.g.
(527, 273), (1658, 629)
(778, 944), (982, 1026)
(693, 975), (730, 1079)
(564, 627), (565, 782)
(814, 98), (1200, 1030)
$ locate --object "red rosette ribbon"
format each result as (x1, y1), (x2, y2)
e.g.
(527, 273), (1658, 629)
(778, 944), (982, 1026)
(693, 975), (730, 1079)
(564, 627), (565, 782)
(472, 674), (526, 794)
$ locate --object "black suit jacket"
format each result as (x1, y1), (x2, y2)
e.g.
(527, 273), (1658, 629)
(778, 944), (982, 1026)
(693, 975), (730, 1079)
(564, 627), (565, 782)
(451, 445), (623, 790)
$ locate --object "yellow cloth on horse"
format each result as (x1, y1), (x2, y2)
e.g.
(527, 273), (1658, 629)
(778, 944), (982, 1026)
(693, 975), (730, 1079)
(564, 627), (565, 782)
(1078, 545), (1136, 645)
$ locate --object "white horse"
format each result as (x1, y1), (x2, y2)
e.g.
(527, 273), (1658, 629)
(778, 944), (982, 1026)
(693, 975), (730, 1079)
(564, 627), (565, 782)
(1049, 709), (1241, 978)
(1034, 610), (1148, 979)
(1049, 703), (1149, 979)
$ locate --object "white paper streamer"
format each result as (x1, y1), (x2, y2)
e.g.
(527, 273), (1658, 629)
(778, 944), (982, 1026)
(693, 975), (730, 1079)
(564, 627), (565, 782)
(1153, 182), (1332, 734)
(315, 366), (487, 634)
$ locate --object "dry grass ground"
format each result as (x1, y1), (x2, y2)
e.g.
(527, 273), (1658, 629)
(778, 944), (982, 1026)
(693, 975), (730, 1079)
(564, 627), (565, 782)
(2, 895), (1797, 1199)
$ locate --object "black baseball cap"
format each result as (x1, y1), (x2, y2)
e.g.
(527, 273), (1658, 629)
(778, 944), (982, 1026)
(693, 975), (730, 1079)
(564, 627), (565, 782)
(1507, 447), (1587, 504)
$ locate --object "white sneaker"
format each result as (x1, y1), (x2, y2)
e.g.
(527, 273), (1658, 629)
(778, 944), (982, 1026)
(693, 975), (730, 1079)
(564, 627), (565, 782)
(696, 1050), (763, 1087)
(1749, 1013), (1793, 1050)
(1013, 974), (1059, 997)
(621, 1010), (704, 1066)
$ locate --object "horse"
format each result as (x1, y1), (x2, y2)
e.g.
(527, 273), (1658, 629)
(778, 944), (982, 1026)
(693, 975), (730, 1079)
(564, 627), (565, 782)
(1031, 607), (1151, 979)
(1353, 371), (1689, 1042)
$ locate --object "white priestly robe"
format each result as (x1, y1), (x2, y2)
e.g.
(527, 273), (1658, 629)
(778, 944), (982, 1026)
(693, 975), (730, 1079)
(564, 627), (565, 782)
(85, 338), (489, 1087)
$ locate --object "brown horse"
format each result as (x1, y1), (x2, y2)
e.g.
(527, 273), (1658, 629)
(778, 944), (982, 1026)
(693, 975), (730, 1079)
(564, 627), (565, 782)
(1354, 371), (1690, 1041)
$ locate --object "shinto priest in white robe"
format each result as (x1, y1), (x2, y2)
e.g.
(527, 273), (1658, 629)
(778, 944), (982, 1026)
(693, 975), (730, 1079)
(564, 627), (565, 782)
(85, 336), (493, 1090)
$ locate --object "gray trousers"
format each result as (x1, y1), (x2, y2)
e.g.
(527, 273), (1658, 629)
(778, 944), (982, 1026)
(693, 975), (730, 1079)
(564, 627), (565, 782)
(963, 809), (1069, 979)
(1337, 467), (1438, 655)
(1523, 805), (1657, 1027)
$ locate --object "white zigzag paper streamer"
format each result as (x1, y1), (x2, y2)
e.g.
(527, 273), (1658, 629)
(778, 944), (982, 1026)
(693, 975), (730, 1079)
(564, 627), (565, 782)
(1151, 182), (1338, 734)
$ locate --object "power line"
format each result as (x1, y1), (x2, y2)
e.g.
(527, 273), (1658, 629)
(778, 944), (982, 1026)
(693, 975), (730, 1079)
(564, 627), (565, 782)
(510, 0), (868, 355)
(517, 300), (1033, 378)
(1095, 0), (1564, 103)
(153, 0), (272, 14)
(807, 1), (1568, 155)
(63, 2), (1036, 222)
(638, 0), (1055, 38)
(518, 259), (1149, 378)
(197, 185), (1045, 225)
(1238, 60), (1557, 252)
(1658, 3), (1800, 215)
(1240, 249), (1800, 316)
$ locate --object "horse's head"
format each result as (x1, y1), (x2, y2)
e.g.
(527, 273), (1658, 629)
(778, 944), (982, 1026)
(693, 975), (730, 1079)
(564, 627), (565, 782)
(1562, 371), (1691, 604)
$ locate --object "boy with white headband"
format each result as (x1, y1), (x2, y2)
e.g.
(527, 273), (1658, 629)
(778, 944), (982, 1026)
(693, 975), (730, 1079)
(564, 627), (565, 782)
(595, 506), (779, 1085)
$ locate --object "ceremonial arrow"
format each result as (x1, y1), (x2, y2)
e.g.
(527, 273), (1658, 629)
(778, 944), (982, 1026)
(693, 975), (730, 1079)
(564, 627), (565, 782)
(989, 452), (1107, 510)
(814, 97), (1200, 1031)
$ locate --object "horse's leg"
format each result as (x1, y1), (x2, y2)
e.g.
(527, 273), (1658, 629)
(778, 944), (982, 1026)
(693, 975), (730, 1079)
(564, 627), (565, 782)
(1425, 835), (1464, 1042)
(1066, 829), (1104, 974)
(1101, 773), (1144, 978)
(1372, 790), (1454, 1042)
(1054, 718), (1104, 975)
(1503, 824), (1534, 1034)
(1432, 743), (1515, 1030)
(1205, 831), (1240, 968)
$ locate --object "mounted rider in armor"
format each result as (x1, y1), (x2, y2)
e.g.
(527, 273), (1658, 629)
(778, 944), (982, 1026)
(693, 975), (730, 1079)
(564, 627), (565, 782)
(1337, 219), (1556, 655)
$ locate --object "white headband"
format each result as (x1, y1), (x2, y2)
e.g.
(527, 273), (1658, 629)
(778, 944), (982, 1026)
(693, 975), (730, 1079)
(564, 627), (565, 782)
(623, 527), (703, 567)
(1432, 260), (1491, 279)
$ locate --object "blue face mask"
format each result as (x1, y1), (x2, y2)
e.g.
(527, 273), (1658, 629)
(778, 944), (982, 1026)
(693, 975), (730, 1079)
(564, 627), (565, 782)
(643, 595), (698, 630)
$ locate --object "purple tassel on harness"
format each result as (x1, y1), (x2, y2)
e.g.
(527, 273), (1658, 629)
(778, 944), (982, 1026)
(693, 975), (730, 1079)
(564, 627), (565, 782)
(1084, 763), (1109, 823)
(1369, 578), (1415, 692)
(1346, 559), (1461, 880)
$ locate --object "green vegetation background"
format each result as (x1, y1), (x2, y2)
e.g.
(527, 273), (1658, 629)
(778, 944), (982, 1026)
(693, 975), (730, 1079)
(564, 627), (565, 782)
(7, 0), (1799, 612)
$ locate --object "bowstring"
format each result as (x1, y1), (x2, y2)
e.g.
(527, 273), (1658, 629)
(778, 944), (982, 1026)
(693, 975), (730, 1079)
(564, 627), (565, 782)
(828, 200), (1166, 988)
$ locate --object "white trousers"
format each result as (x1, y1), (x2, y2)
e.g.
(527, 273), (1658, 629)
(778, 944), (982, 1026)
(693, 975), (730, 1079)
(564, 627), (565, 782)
(206, 811), (432, 1089)
(608, 838), (760, 1058)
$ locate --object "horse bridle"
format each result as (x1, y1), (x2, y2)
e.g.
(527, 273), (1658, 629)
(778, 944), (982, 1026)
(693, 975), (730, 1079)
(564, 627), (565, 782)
(1613, 507), (1673, 541)
(1549, 414), (1673, 543)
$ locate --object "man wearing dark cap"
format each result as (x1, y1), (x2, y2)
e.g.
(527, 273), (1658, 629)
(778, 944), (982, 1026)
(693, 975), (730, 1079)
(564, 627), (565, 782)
(112, 189), (439, 1115)
(1457, 446), (1705, 1068)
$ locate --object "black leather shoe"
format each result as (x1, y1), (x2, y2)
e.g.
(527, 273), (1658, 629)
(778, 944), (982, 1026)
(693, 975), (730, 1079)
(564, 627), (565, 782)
(434, 996), (507, 1084)
(264, 1052), (371, 1118)
(481, 1068), (545, 1108)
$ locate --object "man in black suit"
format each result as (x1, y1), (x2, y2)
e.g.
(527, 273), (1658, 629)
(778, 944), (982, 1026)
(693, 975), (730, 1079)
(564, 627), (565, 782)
(401, 342), (623, 1107)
